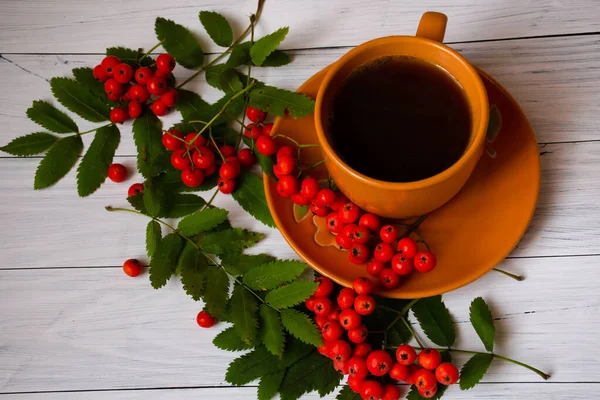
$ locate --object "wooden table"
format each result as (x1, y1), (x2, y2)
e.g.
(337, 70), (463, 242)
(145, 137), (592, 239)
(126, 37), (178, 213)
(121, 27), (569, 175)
(1, 1), (599, 398)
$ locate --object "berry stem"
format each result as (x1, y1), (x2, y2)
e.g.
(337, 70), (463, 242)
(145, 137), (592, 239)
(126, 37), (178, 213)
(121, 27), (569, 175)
(202, 188), (220, 211)
(493, 268), (525, 281)
(79, 122), (114, 135)
(400, 214), (429, 238)
(210, 126), (226, 162)
(400, 316), (426, 349)
(225, 112), (250, 129)
(139, 40), (165, 63)
(378, 298), (419, 317)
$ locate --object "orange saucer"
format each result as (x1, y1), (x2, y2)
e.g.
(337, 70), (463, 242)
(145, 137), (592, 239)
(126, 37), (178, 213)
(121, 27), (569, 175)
(264, 67), (540, 299)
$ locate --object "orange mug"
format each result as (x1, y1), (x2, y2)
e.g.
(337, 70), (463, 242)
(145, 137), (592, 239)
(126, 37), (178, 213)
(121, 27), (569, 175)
(315, 12), (489, 218)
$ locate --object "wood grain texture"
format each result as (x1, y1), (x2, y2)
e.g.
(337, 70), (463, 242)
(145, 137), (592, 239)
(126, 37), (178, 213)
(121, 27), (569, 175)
(0, 0), (599, 53)
(1, 255), (597, 393)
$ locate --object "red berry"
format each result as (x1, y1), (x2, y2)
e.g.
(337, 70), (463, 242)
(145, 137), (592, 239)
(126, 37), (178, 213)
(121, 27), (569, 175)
(418, 385), (438, 399)
(314, 276), (334, 297)
(196, 310), (216, 328)
(256, 135), (279, 156)
(128, 84), (150, 103)
(314, 188), (336, 207)
(380, 225), (399, 243)
(272, 164), (285, 179)
(305, 296), (318, 312)
(373, 242), (395, 262)
(107, 163), (127, 182)
(162, 129), (184, 150)
(379, 268), (400, 289)
(367, 350), (393, 377)
(405, 364), (420, 384)
(146, 76), (167, 96)
(93, 65), (108, 82)
(310, 203), (329, 217)
(414, 251), (437, 273)
(339, 308), (361, 330)
(276, 145), (295, 161)
(397, 237), (418, 259)
(366, 259), (385, 277)
(353, 343), (373, 358)
(353, 277), (374, 295)
(160, 88), (179, 107)
(348, 357), (369, 379)
(340, 202), (360, 224)
(192, 147), (215, 169)
(348, 324), (368, 343)
(263, 122), (274, 136)
(414, 368), (437, 391)
(359, 213), (381, 232)
(151, 99), (168, 116)
(389, 363), (410, 381)
(122, 258), (142, 277)
(300, 177), (320, 200)
(128, 101), (143, 119)
(185, 133), (207, 149)
(333, 360), (350, 375)
(156, 53), (176, 73)
(435, 362), (459, 385)
(101, 55), (121, 77)
(225, 156), (241, 173)
(348, 243), (369, 265)
(154, 69), (170, 78)
(337, 288), (356, 309)
(218, 178), (236, 194)
(330, 193), (349, 212)
(352, 225), (370, 244)
(335, 233), (352, 250)
(347, 375), (364, 393)
(244, 122), (263, 139)
(246, 106), (267, 122)
(340, 224), (357, 241)
(313, 297), (333, 316)
(237, 148), (257, 168)
(171, 148), (191, 170)
(382, 384), (401, 400)
(219, 145), (236, 158)
(328, 306), (342, 321)
(104, 78), (124, 96)
(134, 67), (153, 84)
(326, 212), (344, 234)
(329, 339), (352, 362)
(322, 320), (344, 341)
(418, 349), (442, 370)
(114, 63), (133, 84)
(220, 160), (240, 179)
(204, 163), (217, 176)
(291, 193), (311, 205)
(354, 295), (376, 316)
(314, 315), (328, 330)
(360, 380), (384, 400)
(396, 344), (418, 365)
(276, 155), (295, 175)
(110, 107), (128, 123)
(276, 175), (299, 197)
(181, 168), (204, 187)
(107, 92), (120, 102)
(127, 183), (144, 197)
(317, 339), (333, 357)
(391, 254), (414, 275)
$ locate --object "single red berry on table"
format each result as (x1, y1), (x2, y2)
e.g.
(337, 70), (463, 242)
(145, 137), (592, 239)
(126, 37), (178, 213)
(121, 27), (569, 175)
(353, 343), (373, 358)
(237, 148), (256, 168)
(160, 88), (179, 107)
(354, 295), (376, 316)
(101, 55), (121, 76)
(162, 129), (184, 150)
(185, 133), (206, 149)
(379, 268), (400, 289)
(418, 348), (442, 370)
(134, 66), (153, 84)
(314, 276), (334, 297)
(244, 122), (263, 139)
(391, 253), (414, 275)
(156, 53), (176, 73)
(366, 259), (385, 277)
(326, 212), (345, 234)
(347, 374), (364, 393)
(122, 258), (142, 277)
(314, 315), (328, 330)
(335, 233), (353, 249)
(146, 76), (167, 95)
(322, 320), (344, 341)
(396, 344), (417, 365)
(311, 203), (330, 217)
(181, 168), (204, 187)
(196, 310), (216, 328)
(330, 193), (349, 212)
(128, 84), (150, 103)
(367, 350), (393, 376)
(93, 65), (108, 82)
(313, 297), (333, 316)
(348, 243), (369, 265)
(314, 188), (336, 207)
(151, 99), (168, 116)
(291, 193), (311, 206)
(397, 237), (418, 258)
(263, 122), (274, 136)
(414, 368), (437, 391)
(246, 106), (267, 123)
(333, 359), (350, 375)
(353, 277), (374, 295)
(104, 78), (124, 96)
(389, 362), (410, 381)
(348, 357), (369, 379)
(219, 145), (236, 158)
(340, 202), (360, 224)
(110, 107), (128, 123)
(300, 177), (320, 200)
(329, 339), (352, 362)
(405, 364), (420, 384)
(171, 148), (191, 170)
(127, 183), (144, 197)
(380, 225), (399, 243)
(114, 63), (133, 84)
(339, 308), (361, 330)
(128, 101), (143, 118)
(192, 147), (215, 169)
(108, 163), (127, 182)
(360, 380), (384, 400)
(220, 160), (240, 179)
(276, 145), (295, 161)
(352, 225), (370, 244)
(435, 362), (459, 385)
(276, 155), (295, 175)
(256, 135), (279, 156)
(373, 242), (395, 262)
(328, 306), (341, 321)
(337, 288), (356, 309)
(276, 175), (299, 197)
(305, 296), (318, 311)
(348, 324), (368, 343)
(382, 384), (401, 400)
(218, 178), (236, 194)
(418, 384), (438, 399)
(414, 251), (437, 273)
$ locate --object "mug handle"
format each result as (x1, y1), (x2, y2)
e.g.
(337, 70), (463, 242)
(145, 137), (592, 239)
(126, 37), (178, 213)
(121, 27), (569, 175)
(416, 12), (448, 42)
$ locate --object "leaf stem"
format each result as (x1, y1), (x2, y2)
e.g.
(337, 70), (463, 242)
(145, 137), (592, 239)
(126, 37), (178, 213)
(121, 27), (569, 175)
(210, 126), (226, 162)
(79, 122), (114, 135)
(202, 188), (220, 210)
(139, 40), (165, 62)
(400, 316), (426, 349)
(377, 298), (419, 317)
(493, 268), (525, 281)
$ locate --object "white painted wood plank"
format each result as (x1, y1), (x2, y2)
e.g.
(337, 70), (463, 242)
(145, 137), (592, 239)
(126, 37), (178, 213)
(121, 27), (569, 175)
(0, 0), (599, 53)
(2, 34), (600, 150)
(0, 255), (596, 392)
(0, 384), (596, 399)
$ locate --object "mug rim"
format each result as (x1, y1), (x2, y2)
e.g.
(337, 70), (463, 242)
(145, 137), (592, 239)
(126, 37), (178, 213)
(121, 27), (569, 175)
(315, 35), (489, 190)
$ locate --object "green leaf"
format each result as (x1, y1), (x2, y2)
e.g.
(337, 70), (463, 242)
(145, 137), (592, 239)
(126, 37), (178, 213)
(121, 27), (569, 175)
(226, 42), (251, 67)
(149, 233), (184, 289)
(406, 383), (448, 400)
(199, 11), (233, 47)
(232, 170), (275, 228)
(229, 284), (259, 344)
(250, 27), (289, 66)
(243, 137), (276, 178)
(76, 124), (120, 197)
(202, 266), (230, 317)
(258, 370), (286, 400)
(266, 281), (318, 310)
(180, 249), (209, 301)
(175, 241), (196, 276)
(262, 50), (292, 67)
(106, 46), (153, 67)
(364, 300), (412, 346)
(162, 193), (206, 218)
(243, 260), (306, 291)
(1, 132), (58, 156)
(280, 309), (322, 347)
(205, 64), (229, 90)
(259, 304), (285, 356)
(213, 326), (254, 351)
(200, 228), (264, 256)
(213, 125), (240, 146)
(470, 297), (495, 352)
(175, 89), (211, 122)
(153, 167), (216, 193)
(336, 385), (361, 400)
(146, 220), (161, 258)
(72, 67), (118, 107)
(411, 295), (455, 347)
(34, 135), (83, 190)
(459, 353), (494, 390)
(155, 17), (204, 68)
(226, 346), (281, 386)
(249, 85), (315, 118)
(49, 77), (110, 122)
(143, 180), (163, 217)
(220, 68), (243, 93)
(210, 93), (245, 125)
(279, 351), (341, 399)
(177, 207), (229, 236)
(132, 112), (170, 178)
(221, 254), (277, 276)
(26, 100), (78, 133)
